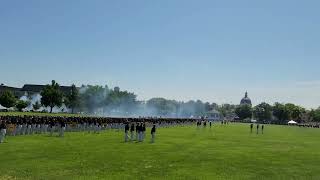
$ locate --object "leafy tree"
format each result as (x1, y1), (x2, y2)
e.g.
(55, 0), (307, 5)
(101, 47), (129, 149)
(33, 101), (41, 111)
(0, 91), (17, 109)
(235, 104), (252, 120)
(146, 98), (177, 117)
(310, 108), (320, 122)
(16, 100), (30, 112)
(253, 102), (272, 122)
(65, 84), (80, 113)
(285, 104), (305, 121)
(272, 103), (290, 124)
(40, 80), (63, 113)
(105, 89), (138, 115)
(218, 104), (237, 118)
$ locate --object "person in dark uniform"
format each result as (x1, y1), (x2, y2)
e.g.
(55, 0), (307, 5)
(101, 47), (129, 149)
(50, 120), (55, 136)
(261, 125), (264, 134)
(130, 123), (135, 141)
(256, 124), (259, 134)
(151, 124), (156, 143)
(0, 120), (7, 143)
(250, 124), (253, 133)
(209, 121), (212, 128)
(124, 123), (129, 142)
(136, 123), (140, 141)
(59, 120), (66, 137)
(142, 123), (146, 142)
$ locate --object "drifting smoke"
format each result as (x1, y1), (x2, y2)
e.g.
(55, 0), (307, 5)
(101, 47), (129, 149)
(78, 85), (211, 118)
(14, 84), (216, 118)
(19, 93), (69, 113)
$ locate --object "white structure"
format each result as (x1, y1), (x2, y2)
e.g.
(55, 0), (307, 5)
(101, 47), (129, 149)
(288, 120), (297, 125)
(206, 109), (222, 121)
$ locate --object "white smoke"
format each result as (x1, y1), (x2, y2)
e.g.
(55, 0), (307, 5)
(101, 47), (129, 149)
(19, 92), (69, 113)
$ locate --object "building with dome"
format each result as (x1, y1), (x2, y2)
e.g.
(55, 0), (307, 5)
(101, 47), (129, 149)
(240, 92), (252, 106)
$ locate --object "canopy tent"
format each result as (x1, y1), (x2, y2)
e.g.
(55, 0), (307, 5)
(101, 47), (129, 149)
(251, 119), (257, 123)
(288, 120), (297, 124)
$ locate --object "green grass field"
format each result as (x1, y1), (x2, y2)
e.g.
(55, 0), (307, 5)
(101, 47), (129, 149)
(1, 124), (320, 180)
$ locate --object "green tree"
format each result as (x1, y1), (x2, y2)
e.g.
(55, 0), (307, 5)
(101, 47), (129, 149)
(253, 102), (272, 122)
(33, 101), (41, 111)
(310, 108), (320, 122)
(40, 80), (63, 113)
(218, 104), (237, 118)
(65, 84), (80, 113)
(0, 91), (17, 109)
(16, 100), (30, 112)
(235, 104), (252, 120)
(272, 103), (290, 124)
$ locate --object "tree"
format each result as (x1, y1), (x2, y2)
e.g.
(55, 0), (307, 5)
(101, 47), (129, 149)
(272, 103), (290, 124)
(16, 100), (30, 112)
(218, 104), (237, 118)
(65, 84), (80, 113)
(0, 91), (17, 109)
(253, 102), (272, 122)
(285, 104), (305, 121)
(235, 104), (252, 120)
(33, 101), (41, 111)
(310, 108), (320, 122)
(40, 80), (63, 113)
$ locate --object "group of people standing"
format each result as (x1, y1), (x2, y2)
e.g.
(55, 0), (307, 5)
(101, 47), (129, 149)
(0, 115), (196, 144)
(250, 124), (265, 134)
(124, 122), (156, 143)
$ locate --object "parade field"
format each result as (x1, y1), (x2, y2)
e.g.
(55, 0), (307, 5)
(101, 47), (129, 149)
(0, 124), (320, 180)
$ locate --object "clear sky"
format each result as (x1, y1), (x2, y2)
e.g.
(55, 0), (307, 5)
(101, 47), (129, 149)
(1, 0), (319, 108)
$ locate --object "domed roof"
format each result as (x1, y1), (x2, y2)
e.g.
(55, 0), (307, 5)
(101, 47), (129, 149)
(240, 92), (252, 105)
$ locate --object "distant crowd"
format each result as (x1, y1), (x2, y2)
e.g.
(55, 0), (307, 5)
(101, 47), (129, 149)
(0, 115), (197, 144)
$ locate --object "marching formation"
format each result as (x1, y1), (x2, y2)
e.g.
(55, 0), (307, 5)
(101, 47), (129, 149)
(0, 115), (197, 144)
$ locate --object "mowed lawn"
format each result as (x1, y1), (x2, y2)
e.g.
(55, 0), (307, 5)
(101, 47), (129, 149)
(0, 124), (320, 180)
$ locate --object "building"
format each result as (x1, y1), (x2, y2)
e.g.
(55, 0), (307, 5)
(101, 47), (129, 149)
(0, 84), (25, 98)
(0, 84), (73, 98)
(240, 92), (252, 106)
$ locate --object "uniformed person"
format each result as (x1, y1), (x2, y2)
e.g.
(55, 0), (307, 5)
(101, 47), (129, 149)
(135, 123), (140, 141)
(250, 124), (253, 133)
(261, 125), (264, 134)
(142, 123), (146, 142)
(59, 120), (66, 137)
(124, 123), (130, 142)
(0, 120), (7, 143)
(256, 124), (259, 134)
(151, 124), (156, 143)
(130, 123), (135, 141)
(50, 120), (55, 136)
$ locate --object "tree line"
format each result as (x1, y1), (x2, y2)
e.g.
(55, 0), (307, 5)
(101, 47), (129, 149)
(0, 80), (320, 123)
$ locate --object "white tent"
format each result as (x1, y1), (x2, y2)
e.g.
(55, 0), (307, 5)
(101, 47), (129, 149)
(251, 119), (257, 123)
(288, 120), (297, 124)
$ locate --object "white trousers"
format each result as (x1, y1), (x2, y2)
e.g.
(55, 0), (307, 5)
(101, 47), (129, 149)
(139, 132), (143, 142)
(151, 133), (155, 143)
(0, 129), (7, 143)
(125, 132), (129, 142)
(131, 132), (134, 141)
(59, 127), (65, 137)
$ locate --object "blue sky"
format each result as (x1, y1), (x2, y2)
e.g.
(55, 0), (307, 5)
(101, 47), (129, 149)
(1, 0), (319, 108)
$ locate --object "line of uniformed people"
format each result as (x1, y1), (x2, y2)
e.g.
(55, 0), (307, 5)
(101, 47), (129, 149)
(125, 122), (156, 143)
(0, 115), (198, 144)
